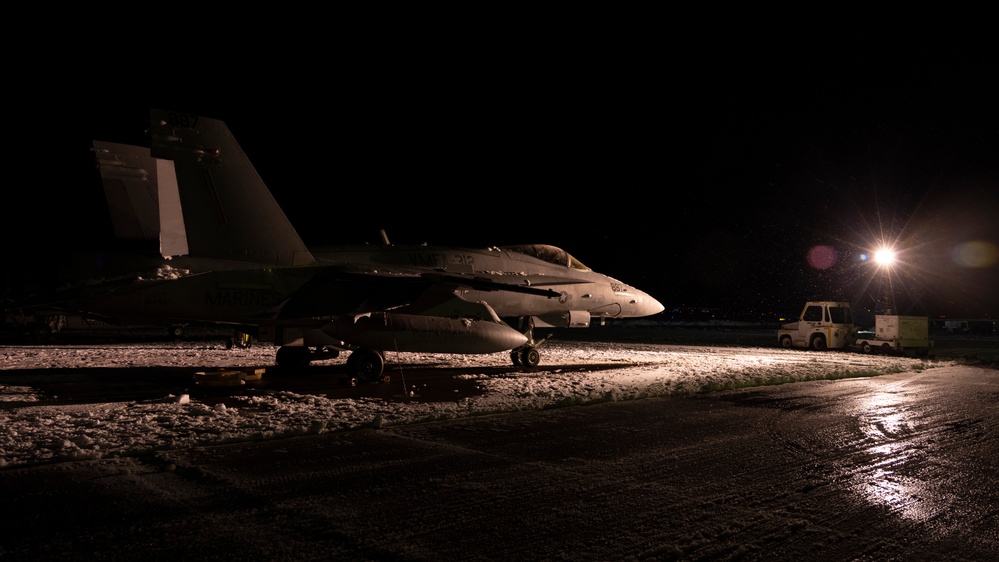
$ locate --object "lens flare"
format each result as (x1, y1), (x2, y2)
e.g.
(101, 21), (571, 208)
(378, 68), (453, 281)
(807, 245), (838, 270)
(950, 240), (999, 268)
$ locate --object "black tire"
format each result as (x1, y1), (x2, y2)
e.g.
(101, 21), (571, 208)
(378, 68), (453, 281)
(349, 349), (385, 382)
(779, 335), (793, 349)
(520, 347), (541, 367)
(510, 350), (522, 366)
(170, 325), (185, 339)
(810, 334), (827, 351)
(862, 342), (873, 354)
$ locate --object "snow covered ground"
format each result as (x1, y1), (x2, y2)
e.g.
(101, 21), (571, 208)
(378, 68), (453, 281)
(4, 334), (998, 561)
(0, 338), (940, 469)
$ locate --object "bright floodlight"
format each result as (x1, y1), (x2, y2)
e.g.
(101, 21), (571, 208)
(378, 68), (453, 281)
(874, 247), (896, 267)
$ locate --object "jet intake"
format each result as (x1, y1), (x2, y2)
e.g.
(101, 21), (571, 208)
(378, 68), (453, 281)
(322, 313), (528, 354)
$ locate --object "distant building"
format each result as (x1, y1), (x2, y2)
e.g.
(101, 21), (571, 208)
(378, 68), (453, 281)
(930, 318), (997, 335)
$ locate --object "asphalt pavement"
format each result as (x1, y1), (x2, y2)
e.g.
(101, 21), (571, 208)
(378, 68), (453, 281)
(1, 359), (996, 561)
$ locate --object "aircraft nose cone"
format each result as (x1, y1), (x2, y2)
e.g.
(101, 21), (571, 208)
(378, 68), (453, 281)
(632, 289), (665, 318)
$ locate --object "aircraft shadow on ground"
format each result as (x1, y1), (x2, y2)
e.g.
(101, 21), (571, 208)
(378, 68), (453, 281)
(0, 362), (631, 406)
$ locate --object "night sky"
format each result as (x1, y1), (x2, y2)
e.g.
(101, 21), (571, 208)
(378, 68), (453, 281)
(5, 47), (998, 321)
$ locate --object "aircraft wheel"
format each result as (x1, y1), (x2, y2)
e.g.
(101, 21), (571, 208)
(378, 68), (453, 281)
(29, 324), (54, 344)
(520, 346), (541, 367)
(510, 350), (522, 366)
(348, 349), (385, 382)
(276, 346), (311, 368)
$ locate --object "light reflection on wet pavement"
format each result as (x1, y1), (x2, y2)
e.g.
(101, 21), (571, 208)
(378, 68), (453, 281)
(846, 380), (966, 526)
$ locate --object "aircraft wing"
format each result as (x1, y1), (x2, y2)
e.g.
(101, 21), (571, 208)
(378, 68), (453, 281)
(274, 267), (562, 320)
(4, 265), (570, 330)
(2, 275), (182, 331)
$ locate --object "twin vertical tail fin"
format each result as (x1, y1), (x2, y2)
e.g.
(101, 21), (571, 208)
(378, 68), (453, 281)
(92, 109), (315, 267)
(147, 109), (315, 266)
(93, 139), (188, 256)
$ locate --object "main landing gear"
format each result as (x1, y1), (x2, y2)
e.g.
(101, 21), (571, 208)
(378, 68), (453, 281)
(275, 345), (387, 384)
(345, 348), (386, 383)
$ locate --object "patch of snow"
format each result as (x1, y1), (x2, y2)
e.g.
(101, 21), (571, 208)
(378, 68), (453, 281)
(0, 341), (940, 469)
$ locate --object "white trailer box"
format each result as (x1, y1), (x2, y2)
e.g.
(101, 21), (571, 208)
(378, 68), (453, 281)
(855, 315), (933, 355)
(876, 315), (929, 344)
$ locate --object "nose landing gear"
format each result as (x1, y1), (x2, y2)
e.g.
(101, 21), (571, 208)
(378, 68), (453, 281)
(510, 318), (550, 368)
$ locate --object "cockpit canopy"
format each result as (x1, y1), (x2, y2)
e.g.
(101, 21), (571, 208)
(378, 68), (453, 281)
(502, 244), (590, 271)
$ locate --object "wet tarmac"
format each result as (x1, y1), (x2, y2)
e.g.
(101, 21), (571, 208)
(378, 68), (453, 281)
(2, 327), (997, 560)
(1, 363), (997, 560)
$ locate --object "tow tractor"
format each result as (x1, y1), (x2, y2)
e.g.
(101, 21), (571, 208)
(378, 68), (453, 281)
(777, 301), (858, 351)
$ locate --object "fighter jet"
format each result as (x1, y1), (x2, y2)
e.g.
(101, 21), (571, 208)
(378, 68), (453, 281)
(4, 109), (664, 380)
